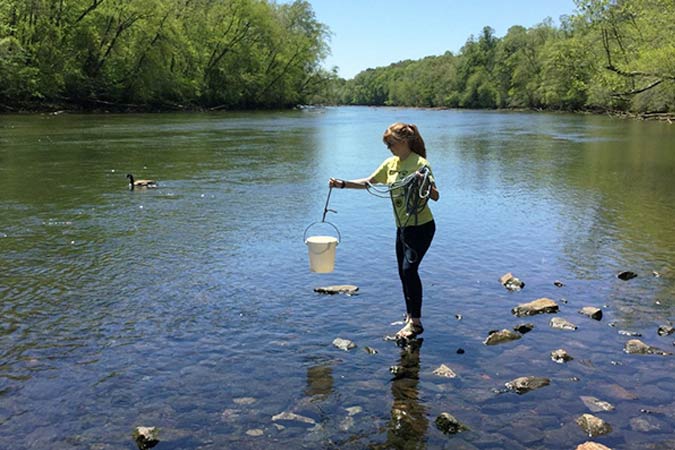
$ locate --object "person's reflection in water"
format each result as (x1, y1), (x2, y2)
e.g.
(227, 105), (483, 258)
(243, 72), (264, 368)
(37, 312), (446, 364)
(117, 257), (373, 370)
(383, 339), (428, 449)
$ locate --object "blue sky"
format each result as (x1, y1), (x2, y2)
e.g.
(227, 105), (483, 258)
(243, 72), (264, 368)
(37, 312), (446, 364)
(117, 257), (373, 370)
(293, 0), (578, 79)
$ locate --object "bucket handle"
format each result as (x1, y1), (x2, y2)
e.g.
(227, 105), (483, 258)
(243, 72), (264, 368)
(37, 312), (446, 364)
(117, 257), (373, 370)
(304, 221), (341, 244)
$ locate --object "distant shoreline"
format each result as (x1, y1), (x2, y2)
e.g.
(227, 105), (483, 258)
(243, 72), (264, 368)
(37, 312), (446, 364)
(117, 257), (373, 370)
(2, 102), (673, 122)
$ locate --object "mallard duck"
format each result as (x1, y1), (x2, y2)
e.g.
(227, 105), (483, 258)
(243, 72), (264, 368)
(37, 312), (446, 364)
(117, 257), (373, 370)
(126, 173), (157, 190)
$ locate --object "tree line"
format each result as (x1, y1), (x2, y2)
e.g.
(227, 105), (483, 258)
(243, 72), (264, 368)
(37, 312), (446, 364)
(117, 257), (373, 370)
(0, 0), (331, 111)
(1, 0), (673, 114)
(319, 0), (675, 115)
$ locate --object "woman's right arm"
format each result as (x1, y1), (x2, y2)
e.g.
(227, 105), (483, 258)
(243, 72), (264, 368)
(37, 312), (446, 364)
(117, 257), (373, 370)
(328, 177), (373, 189)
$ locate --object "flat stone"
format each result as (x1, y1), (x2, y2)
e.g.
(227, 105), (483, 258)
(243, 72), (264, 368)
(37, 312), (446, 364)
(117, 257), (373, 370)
(314, 285), (359, 295)
(624, 339), (672, 356)
(233, 397), (256, 405)
(500, 272), (525, 291)
(551, 349), (573, 363)
(550, 317), (577, 331)
(579, 306), (603, 320)
(580, 396), (615, 412)
(432, 364), (458, 378)
(576, 442), (612, 450)
(483, 329), (522, 345)
(271, 411), (316, 425)
(345, 406), (362, 416)
(505, 376), (550, 394)
(435, 412), (469, 434)
(332, 337), (357, 351)
(245, 429), (264, 437)
(576, 413), (612, 437)
(512, 298), (559, 317)
(132, 426), (159, 450)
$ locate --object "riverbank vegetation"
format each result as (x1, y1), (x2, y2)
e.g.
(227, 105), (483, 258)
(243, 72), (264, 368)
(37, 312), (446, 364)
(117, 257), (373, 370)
(1, 0), (673, 116)
(322, 0), (675, 117)
(0, 0), (330, 111)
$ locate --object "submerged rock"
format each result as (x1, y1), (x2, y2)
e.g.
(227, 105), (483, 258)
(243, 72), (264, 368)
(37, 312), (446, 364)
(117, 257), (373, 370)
(500, 272), (525, 291)
(432, 364), (457, 378)
(504, 376), (550, 394)
(434, 412), (469, 434)
(580, 396), (615, 412)
(551, 349), (573, 364)
(624, 339), (672, 356)
(314, 285), (359, 295)
(550, 317), (578, 331)
(332, 337), (357, 351)
(657, 325), (674, 336)
(576, 442), (613, 450)
(483, 329), (522, 345)
(512, 298), (559, 317)
(132, 427), (159, 450)
(579, 306), (603, 320)
(576, 413), (612, 437)
(514, 323), (535, 334)
(271, 411), (316, 425)
(617, 271), (637, 281)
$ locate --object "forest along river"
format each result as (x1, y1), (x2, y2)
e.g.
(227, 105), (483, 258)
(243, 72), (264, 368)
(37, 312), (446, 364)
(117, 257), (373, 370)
(0, 107), (673, 449)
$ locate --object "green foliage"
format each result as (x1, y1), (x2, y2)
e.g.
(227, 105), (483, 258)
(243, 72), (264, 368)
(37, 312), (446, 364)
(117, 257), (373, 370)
(0, 0), (330, 109)
(328, 0), (674, 113)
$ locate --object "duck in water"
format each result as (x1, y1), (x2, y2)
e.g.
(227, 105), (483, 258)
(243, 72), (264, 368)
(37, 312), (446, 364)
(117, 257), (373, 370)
(126, 173), (157, 190)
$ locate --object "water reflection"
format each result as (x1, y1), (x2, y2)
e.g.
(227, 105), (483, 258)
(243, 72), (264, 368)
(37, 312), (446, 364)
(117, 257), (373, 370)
(380, 339), (428, 450)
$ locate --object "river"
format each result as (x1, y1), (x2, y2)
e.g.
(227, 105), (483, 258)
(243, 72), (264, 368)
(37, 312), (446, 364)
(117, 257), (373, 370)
(1, 107), (674, 449)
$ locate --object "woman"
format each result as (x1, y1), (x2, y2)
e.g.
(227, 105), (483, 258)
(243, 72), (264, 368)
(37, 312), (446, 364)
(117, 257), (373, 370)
(329, 123), (439, 340)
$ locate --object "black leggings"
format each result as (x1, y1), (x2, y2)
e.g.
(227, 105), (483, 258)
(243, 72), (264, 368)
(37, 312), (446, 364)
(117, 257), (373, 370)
(395, 220), (435, 319)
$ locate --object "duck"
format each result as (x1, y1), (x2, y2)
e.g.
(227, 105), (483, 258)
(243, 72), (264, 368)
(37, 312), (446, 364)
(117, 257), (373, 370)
(126, 173), (157, 190)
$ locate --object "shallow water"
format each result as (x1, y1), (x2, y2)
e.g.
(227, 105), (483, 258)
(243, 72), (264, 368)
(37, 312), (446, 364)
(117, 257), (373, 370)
(1, 107), (674, 449)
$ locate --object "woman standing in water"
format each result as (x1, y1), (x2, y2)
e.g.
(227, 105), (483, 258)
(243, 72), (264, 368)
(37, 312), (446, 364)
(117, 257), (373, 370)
(329, 122), (439, 340)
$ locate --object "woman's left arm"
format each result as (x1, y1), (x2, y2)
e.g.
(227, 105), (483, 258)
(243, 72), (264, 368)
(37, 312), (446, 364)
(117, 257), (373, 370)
(429, 184), (439, 201)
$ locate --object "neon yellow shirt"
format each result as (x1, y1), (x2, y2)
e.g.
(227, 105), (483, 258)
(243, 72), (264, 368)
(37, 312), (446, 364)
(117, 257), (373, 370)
(370, 154), (435, 227)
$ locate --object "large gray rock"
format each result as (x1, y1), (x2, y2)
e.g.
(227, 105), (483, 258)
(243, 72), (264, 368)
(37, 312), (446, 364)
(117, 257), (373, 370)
(624, 339), (671, 355)
(314, 285), (359, 295)
(434, 412), (469, 434)
(550, 317), (577, 331)
(332, 337), (357, 351)
(483, 329), (522, 345)
(576, 413), (612, 437)
(132, 427), (159, 450)
(505, 376), (550, 394)
(512, 298), (559, 317)
(579, 306), (603, 320)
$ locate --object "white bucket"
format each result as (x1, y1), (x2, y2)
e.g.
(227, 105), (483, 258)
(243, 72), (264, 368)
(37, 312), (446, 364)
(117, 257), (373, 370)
(305, 235), (339, 273)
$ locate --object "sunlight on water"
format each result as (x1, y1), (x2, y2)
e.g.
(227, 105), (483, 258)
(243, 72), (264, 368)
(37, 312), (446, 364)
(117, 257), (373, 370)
(0, 108), (674, 449)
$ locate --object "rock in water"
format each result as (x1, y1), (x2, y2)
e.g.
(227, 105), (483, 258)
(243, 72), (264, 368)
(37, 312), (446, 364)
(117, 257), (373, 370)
(550, 317), (578, 331)
(624, 339), (672, 356)
(432, 364), (457, 378)
(551, 349), (573, 363)
(617, 271), (637, 281)
(332, 338), (357, 351)
(579, 306), (603, 320)
(483, 329), (522, 345)
(500, 272), (525, 291)
(576, 413), (612, 437)
(514, 323), (535, 334)
(314, 285), (359, 295)
(512, 298), (559, 317)
(580, 396), (615, 412)
(576, 442), (613, 450)
(132, 427), (159, 450)
(657, 325), (674, 336)
(505, 376), (550, 394)
(434, 412), (469, 434)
